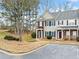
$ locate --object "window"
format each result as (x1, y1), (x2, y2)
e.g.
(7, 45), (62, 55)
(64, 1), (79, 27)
(49, 31), (51, 36)
(45, 31), (55, 37)
(52, 32), (53, 37)
(52, 31), (56, 37)
(47, 21), (49, 26)
(52, 21), (55, 26)
(59, 20), (63, 25)
(58, 21), (59, 25)
(49, 21), (51, 26)
(45, 31), (49, 36)
(58, 20), (63, 25)
(52, 21), (53, 26)
(68, 20), (75, 25)
(38, 21), (42, 27)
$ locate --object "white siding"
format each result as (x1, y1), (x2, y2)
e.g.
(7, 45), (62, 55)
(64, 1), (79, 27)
(63, 20), (67, 26)
(77, 19), (79, 25)
(44, 26), (56, 31)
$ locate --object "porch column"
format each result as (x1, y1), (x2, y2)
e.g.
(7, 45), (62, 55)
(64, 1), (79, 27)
(44, 21), (45, 38)
(62, 30), (63, 40)
(56, 30), (57, 40)
(44, 30), (45, 38)
(77, 29), (78, 37)
(41, 30), (43, 39)
(69, 29), (71, 40)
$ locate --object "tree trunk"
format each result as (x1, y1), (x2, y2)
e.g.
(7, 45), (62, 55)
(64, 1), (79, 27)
(15, 19), (22, 41)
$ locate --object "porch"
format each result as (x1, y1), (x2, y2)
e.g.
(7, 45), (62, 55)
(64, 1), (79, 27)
(57, 29), (79, 40)
(36, 29), (44, 39)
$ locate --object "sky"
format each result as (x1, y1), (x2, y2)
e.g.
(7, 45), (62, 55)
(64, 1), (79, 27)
(38, 0), (79, 15)
(0, 0), (79, 16)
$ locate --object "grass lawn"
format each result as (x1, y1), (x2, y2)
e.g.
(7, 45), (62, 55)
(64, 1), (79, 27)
(0, 30), (36, 42)
(0, 30), (49, 53)
(0, 30), (79, 53)
(22, 33), (36, 42)
(0, 32), (10, 39)
(0, 31), (48, 53)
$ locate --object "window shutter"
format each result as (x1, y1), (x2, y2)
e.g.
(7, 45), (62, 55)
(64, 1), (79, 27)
(58, 21), (59, 25)
(75, 20), (77, 25)
(67, 20), (68, 25)
(54, 21), (55, 26)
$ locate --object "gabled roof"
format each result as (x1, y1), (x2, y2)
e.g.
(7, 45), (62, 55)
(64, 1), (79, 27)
(52, 9), (79, 20)
(42, 9), (53, 20)
(37, 9), (79, 21)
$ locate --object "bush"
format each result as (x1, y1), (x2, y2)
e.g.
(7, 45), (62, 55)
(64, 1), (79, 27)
(31, 32), (36, 38)
(47, 36), (52, 40)
(4, 35), (19, 41)
(76, 37), (79, 42)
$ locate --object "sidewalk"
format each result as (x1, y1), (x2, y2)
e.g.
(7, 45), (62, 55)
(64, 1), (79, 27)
(50, 40), (79, 46)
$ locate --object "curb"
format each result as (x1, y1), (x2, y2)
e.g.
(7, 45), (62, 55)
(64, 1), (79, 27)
(0, 44), (49, 56)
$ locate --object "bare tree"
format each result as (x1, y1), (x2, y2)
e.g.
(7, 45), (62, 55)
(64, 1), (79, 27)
(1, 0), (39, 41)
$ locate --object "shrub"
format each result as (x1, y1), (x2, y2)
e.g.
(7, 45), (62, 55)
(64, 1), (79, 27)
(4, 35), (19, 41)
(31, 32), (36, 38)
(76, 37), (79, 42)
(47, 36), (52, 40)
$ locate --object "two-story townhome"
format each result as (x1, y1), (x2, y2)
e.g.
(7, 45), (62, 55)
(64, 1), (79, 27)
(36, 9), (79, 40)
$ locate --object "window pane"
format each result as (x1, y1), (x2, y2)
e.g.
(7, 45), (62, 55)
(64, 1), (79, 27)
(49, 31), (51, 36)
(58, 21), (59, 25)
(46, 21), (48, 26)
(52, 21), (53, 26)
(49, 21), (51, 26)
(52, 31), (56, 37)
(52, 32), (53, 36)
(47, 32), (49, 36)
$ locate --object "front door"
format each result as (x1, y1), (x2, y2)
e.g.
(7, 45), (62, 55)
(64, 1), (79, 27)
(37, 30), (41, 38)
(59, 31), (62, 39)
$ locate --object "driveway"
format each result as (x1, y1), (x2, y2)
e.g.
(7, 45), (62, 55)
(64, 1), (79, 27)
(0, 44), (79, 59)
